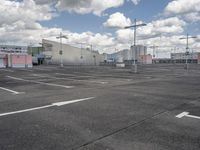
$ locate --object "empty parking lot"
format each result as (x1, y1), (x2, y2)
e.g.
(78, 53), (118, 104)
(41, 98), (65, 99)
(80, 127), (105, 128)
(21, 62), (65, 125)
(0, 64), (200, 150)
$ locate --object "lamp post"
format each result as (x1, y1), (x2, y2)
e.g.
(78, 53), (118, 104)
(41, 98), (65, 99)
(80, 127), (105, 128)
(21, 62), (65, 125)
(180, 33), (197, 70)
(149, 45), (158, 64)
(56, 32), (68, 67)
(124, 19), (147, 73)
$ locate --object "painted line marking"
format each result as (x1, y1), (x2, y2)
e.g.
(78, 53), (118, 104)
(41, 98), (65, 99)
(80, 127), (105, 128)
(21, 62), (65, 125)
(52, 97), (95, 106)
(0, 69), (14, 72)
(0, 87), (24, 95)
(31, 74), (108, 84)
(0, 97), (95, 117)
(55, 73), (94, 78)
(7, 76), (74, 89)
(73, 72), (133, 78)
(19, 69), (33, 72)
(176, 112), (200, 120)
(33, 68), (51, 71)
(32, 74), (47, 77)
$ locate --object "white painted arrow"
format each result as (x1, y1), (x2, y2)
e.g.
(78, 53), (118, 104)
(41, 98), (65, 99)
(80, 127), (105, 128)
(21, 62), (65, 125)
(176, 112), (200, 120)
(0, 97), (95, 117)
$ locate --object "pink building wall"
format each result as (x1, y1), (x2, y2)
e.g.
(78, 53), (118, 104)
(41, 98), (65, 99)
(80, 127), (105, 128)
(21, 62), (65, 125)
(139, 55), (152, 64)
(12, 55), (26, 64)
(10, 54), (32, 68)
(26, 55), (32, 64)
(1, 54), (32, 68)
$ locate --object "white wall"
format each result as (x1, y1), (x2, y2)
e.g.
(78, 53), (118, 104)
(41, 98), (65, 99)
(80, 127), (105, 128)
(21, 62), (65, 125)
(130, 45), (147, 60)
(42, 39), (104, 65)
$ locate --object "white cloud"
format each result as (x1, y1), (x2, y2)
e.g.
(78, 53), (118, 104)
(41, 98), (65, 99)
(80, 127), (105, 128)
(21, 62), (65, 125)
(0, 0), (58, 45)
(103, 12), (132, 28)
(116, 29), (134, 44)
(115, 17), (186, 44)
(165, 0), (200, 22)
(32, 0), (141, 16)
(150, 17), (186, 34)
(130, 0), (141, 5)
(33, 0), (57, 5)
(165, 0), (200, 15)
(1, 0), (199, 56)
(68, 32), (115, 47)
(56, 0), (124, 16)
(0, 0), (53, 25)
(184, 12), (200, 22)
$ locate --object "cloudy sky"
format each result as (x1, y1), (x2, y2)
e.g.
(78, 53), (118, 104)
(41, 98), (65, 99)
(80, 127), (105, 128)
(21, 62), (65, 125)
(1, 0), (200, 57)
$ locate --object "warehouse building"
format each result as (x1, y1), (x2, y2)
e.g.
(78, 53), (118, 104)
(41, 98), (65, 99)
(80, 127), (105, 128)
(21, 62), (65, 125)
(42, 39), (104, 66)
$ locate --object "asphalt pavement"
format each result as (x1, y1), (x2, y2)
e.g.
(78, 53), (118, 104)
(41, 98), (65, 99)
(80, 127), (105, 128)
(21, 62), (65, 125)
(0, 64), (200, 150)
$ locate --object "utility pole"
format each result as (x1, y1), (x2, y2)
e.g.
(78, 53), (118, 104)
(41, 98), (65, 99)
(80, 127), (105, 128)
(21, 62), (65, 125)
(56, 32), (68, 67)
(125, 19), (147, 73)
(180, 33), (197, 71)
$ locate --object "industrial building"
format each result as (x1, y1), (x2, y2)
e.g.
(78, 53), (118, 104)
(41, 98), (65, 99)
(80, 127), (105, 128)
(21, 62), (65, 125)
(171, 52), (200, 63)
(0, 45), (32, 68)
(0, 45), (27, 54)
(106, 45), (152, 65)
(152, 52), (200, 64)
(42, 39), (104, 66)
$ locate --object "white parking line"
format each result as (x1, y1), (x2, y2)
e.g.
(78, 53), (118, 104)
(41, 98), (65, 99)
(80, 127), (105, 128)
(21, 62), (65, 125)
(176, 112), (200, 120)
(52, 97), (95, 106)
(55, 73), (94, 78)
(32, 74), (47, 77)
(32, 74), (108, 84)
(0, 87), (23, 95)
(0, 69), (14, 72)
(34, 68), (51, 71)
(0, 97), (95, 117)
(19, 69), (33, 72)
(7, 76), (74, 89)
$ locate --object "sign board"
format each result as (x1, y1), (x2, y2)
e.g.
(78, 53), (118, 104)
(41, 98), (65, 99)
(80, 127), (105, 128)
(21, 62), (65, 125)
(59, 50), (63, 55)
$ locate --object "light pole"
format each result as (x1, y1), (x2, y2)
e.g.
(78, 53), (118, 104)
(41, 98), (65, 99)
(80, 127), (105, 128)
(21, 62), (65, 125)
(93, 55), (96, 66)
(77, 42), (85, 65)
(124, 19), (147, 73)
(180, 33), (197, 70)
(76, 42), (92, 65)
(150, 45), (158, 64)
(56, 32), (68, 67)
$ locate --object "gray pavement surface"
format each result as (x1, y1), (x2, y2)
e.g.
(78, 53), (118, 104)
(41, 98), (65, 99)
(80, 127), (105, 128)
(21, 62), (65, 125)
(0, 64), (200, 150)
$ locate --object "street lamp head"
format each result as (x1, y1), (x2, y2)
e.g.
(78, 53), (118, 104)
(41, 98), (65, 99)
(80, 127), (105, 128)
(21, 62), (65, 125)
(190, 36), (197, 39)
(62, 35), (68, 39)
(139, 23), (147, 26)
(180, 36), (197, 40)
(56, 35), (68, 39)
(124, 23), (147, 29)
(124, 26), (131, 29)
